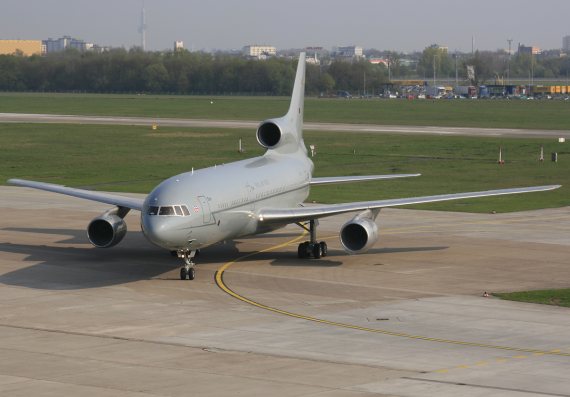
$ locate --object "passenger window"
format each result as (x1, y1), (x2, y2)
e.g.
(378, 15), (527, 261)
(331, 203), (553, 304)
(148, 206), (159, 215)
(181, 206), (190, 216)
(174, 206), (183, 216)
(159, 206), (175, 216)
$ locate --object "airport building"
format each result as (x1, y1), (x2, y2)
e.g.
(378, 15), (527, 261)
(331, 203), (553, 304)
(243, 45), (277, 59)
(0, 40), (42, 56)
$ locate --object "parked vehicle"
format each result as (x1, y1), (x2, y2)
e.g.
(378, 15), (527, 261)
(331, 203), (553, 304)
(337, 90), (352, 99)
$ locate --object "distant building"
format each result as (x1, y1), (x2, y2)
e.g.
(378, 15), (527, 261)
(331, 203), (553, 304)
(369, 58), (388, 66)
(243, 45), (276, 59)
(0, 40), (42, 56)
(540, 49), (567, 59)
(518, 44), (541, 55)
(43, 36), (93, 53)
(563, 35), (570, 52)
(333, 45), (363, 60)
(304, 46), (325, 64)
(428, 44), (449, 52)
(174, 41), (184, 51)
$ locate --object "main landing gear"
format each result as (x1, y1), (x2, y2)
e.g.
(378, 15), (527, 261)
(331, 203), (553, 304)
(297, 219), (328, 259)
(177, 249), (198, 280)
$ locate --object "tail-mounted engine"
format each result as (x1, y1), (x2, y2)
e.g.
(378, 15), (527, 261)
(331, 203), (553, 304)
(87, 207), (129, 248)
(256, 116), (301, 152)
(339, 210), (380, 254)
(256, 120), (282, 149)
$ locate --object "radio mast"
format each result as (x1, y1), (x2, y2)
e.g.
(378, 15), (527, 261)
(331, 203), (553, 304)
(139, 2), (147, 51)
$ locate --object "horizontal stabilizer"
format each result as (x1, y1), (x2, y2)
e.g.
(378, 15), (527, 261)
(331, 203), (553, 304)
(310, 174), (420, 185)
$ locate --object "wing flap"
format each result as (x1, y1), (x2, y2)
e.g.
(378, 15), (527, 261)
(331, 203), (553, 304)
(8, 179), (145, 211)
(310, 174), (420, 185)
(258, 185), (561, 224)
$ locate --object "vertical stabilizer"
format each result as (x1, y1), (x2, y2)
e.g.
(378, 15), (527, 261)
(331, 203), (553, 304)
(286, 52), (306, 142)
(256, 53), (307, 153)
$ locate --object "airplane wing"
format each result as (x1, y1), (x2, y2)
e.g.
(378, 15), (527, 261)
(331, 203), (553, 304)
(8, 179), (145, 211)
(310, 174), (420, 185)
(258, 185), (561, 224)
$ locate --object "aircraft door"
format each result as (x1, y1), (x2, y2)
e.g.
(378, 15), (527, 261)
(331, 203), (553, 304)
(197, 196), (213, 224)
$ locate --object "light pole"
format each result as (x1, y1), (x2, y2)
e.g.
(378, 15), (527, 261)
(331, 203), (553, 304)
(454, 51), (459, 86)
(507, 39), (513, 85)
(528, 49), (534, 94)
(433, 54), (437, 85)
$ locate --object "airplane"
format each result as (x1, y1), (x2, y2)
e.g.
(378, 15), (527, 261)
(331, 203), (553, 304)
(8, 53), (560, 281)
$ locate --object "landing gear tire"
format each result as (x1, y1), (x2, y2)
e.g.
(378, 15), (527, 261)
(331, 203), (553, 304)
(298, 242), (309, 258)
(319, 241), (328, 257)
(312, 243), (322, 259)
(177, 250), (197, 281)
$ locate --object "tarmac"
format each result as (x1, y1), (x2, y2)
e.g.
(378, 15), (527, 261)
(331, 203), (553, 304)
(1, 186), (569, 396)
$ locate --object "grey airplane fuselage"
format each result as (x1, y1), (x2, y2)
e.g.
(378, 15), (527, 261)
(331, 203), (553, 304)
(141, 147), (313, 251)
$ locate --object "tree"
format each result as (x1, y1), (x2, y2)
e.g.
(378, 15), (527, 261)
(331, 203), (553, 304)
(144, 63), (169, 92)
(418, 45), (453, 80)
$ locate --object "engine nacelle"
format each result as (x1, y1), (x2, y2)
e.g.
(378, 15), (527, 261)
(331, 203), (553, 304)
(87, 213), (127, 248)
(256, 120), (282, 149)
(340, 213), (379, 254)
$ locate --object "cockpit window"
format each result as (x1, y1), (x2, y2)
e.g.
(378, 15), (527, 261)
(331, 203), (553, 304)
(148, 205), (191, 216)
(159, 206), (175, 216)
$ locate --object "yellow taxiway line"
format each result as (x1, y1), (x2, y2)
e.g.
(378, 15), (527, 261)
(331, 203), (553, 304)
(215, 233), (570, 357)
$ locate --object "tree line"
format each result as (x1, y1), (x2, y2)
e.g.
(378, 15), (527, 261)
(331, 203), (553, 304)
(1, 47), (569, 95)
(415, 46), (570, 86)
(0, 49), (389, 95)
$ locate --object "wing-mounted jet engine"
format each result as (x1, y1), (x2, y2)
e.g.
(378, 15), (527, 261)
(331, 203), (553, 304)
(87, 207), (129, 248)
(339, 209), (380, 254)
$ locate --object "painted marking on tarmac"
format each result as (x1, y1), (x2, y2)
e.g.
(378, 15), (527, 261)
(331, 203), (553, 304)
(215, 233), (570, 358)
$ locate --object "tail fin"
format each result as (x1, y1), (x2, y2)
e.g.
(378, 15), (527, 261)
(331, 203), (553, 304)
(286, 52), (306, 142)
(256, 53), (306, 153)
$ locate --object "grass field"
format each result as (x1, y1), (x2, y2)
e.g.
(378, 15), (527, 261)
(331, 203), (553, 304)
(494, 290), (570, 308)
(2, 123), (568, 213)
(1, 92), (570, 130)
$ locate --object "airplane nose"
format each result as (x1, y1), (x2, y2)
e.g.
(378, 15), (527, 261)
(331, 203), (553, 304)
(141, 214), (189, 249)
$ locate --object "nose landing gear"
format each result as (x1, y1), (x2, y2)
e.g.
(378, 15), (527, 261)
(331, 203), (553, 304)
(177, 250), (197, 280)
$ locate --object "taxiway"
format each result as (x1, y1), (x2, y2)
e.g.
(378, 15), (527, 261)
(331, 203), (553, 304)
(2, 112), (570, 139)
(1, 187), (569, 396)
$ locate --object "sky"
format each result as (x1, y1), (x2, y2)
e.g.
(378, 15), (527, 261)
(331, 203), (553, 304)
(2, 0), (569, 53)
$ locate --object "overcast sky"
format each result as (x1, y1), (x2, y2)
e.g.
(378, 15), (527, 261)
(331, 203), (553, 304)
(2, 0), (569, 53)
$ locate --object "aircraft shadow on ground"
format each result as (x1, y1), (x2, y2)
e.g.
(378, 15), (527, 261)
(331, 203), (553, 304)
(0, 227), (448, 290)
(3, 227), (88, 244)
(0, 228), (301, 289)
(266, 246), (448, 267)
(369, 246), (448, 254)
